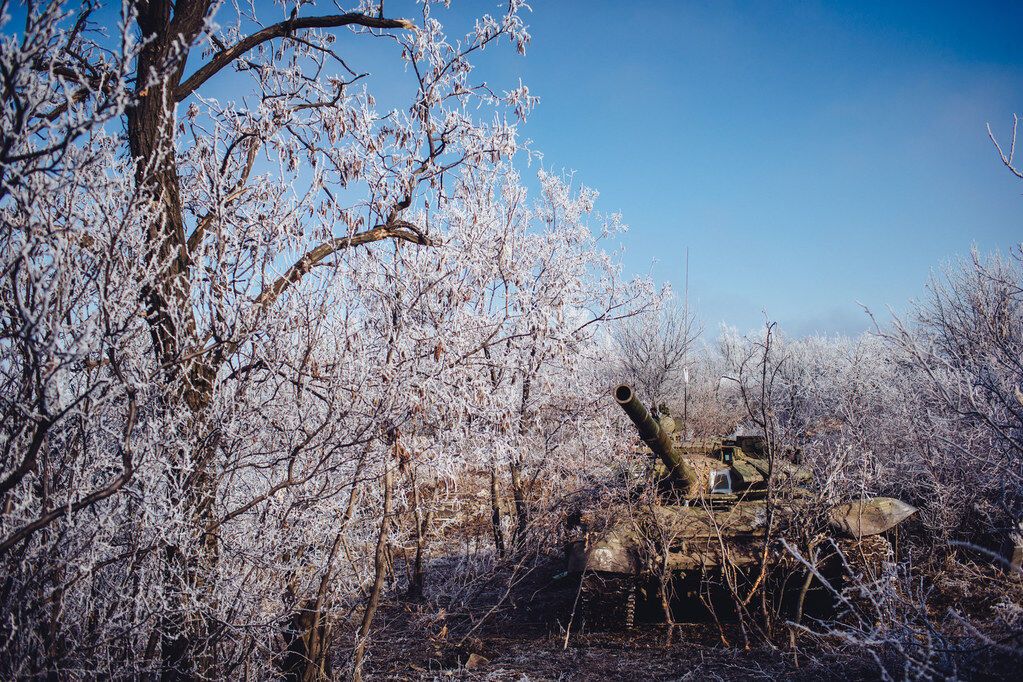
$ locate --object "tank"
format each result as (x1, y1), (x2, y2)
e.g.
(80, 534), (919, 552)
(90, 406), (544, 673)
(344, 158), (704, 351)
(560, 384), (918, 629)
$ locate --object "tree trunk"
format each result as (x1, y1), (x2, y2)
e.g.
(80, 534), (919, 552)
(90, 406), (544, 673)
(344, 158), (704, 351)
(160, 419), (220, 680)
(352, 464), (392, 682)
(509, 458), (528, 547)
(280, 477), (364, 682)
(408, 469), (432, 600)
(121, 3), (221, 676)
(490, 461), (506, 558)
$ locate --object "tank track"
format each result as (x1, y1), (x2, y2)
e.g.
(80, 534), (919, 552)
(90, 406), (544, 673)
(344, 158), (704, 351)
(834, 534), (894, 620)
(573, 572), (638, 630)
(837, 534), (892, 582)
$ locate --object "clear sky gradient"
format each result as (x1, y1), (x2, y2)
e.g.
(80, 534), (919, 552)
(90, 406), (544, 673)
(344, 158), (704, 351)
(491, 0), (1023, 336)
(12, 1), (1020, 336)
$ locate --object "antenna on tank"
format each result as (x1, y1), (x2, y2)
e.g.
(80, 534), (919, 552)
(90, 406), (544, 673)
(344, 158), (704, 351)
(683, 247), (690, 435)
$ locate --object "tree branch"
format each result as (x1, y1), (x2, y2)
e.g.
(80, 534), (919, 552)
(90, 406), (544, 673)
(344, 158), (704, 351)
(186, 137), (261, 257)
(176, 13), (415, 101)
(988, 116), (1023, 180)
(0, 387), (136, 556)
(254, 223), (431, 311)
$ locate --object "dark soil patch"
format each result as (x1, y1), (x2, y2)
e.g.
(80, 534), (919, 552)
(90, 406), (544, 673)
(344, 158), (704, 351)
(360, 557), (883, 681)
(364, 614), (881, 681)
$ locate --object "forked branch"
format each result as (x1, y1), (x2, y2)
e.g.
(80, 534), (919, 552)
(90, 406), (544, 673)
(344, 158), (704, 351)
(176, 13), (415, 101)
(987, 115), (1023, 180)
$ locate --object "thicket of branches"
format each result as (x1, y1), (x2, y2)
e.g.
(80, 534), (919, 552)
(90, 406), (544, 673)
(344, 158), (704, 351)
(2, 1), (1021, 679)
(639, 246), (1023, 677)
(0, 1), (653, 678)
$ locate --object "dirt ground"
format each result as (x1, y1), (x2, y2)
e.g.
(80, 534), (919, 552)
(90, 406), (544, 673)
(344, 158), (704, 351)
(358, 544), (1023, 681)
(361, 560), (882, 682)
(364, 610), (881, 681)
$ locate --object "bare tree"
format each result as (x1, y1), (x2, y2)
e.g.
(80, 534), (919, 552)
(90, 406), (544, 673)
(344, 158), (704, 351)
(885, 248), (1023, 554)
(0, 1), (539, 677)
(611, 303), (701, 412)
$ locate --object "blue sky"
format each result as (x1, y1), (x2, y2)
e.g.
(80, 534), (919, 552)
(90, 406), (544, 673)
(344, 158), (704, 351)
(478, 0), (1023, 335)
(10, 1), (1021, 335)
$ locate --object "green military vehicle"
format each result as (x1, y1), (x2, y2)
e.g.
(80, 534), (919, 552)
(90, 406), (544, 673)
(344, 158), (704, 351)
(561, 384), (917, 628)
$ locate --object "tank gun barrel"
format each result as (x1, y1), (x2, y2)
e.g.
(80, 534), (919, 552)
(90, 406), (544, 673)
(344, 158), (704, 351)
(614, 385), (697, 491)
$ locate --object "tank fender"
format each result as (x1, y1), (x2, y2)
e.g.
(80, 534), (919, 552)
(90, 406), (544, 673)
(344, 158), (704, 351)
(829, 497), (918, 538)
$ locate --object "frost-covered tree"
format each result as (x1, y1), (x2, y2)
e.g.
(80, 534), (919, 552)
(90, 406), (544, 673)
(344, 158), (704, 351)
(887, 248), (1023, 546)
(0, 0), (553, 677)
(0, 2), (657, 677)
(611, 303), (699, 410)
